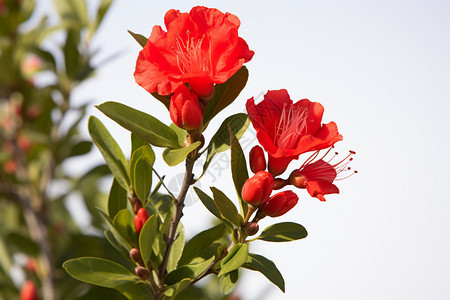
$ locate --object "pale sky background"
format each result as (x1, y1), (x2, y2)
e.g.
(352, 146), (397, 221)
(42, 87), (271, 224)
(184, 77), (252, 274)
(35, 0), (450, 299)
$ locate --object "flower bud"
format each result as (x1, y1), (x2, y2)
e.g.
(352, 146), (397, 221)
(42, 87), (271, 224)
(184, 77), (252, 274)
(135, 266), (150, 280)
(25, 257), (38, 274)
(249, 145), (266, 173)
(260, 190), (298, 217)
(243, 222), (259, 236)
(129, 248), (143, 265)
(241, 171), (274, 206)
(134, 208), (149, 234)
(170, 85), (203, 131)
(289, 170), (307, 188)
(20, 280), (38, 300)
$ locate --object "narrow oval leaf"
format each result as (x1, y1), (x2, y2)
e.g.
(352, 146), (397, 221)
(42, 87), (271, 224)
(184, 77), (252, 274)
(169, 123), (187, 147)
(179, 223), (228, 266)
(211, 187), (243, 227)
(162, 141), (201, 166)
(243, 253), (285, 292)
(166, 223), (185, 273)
(257, 222), (308, 242)
(88, 116), (130, 192)
(96, 102), (179, 148)
(218, 243), (248, 276)
(202, 113), (250, 177)
(104, 230), (130, 260)
(219, 269), (239, 295)
(229, 128), (249, 217)
(130, 145), (155, 203)
(108, 178), (128, 219)
(165, 256), (215, 286)
(127, 30), (147, 47)
(139, 214), (159, 267)
(63, 257), (138, 288)
(113, 209), (138, 248)
(202, 66), (249, 129)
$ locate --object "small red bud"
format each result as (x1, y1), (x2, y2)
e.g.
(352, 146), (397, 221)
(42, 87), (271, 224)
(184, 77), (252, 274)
(289, 170), (307, 188)
(249, 145), (266, 173)
(129, 248), (143, 265)
(134, 208), (149, 234)
(243, 222), (259, 236)
(170, 85), (203, 131)
(135, 266), (150, 280)
(241, 171), (274, 206)
(25, 258), (37, 274)
(260, 190), (298, 217)
(20, 280), (38, 300)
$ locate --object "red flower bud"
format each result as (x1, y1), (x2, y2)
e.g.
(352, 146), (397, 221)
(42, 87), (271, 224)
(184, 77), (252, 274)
(249, 145), (266, 173)
(20, 280), (38, 300)
(135, 266), (150, 280)
(243, 222), (259, 236)
(260, 190), (298, 217)
(241, 171), (274, 206)
(129, 248), (143, 265)
(134, 208), (149, 234)
(169, 85), (203, 131)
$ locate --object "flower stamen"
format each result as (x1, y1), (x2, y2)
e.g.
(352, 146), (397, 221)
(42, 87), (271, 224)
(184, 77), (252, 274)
(174, 32), (210, 74)
(274, 103), (309, 149)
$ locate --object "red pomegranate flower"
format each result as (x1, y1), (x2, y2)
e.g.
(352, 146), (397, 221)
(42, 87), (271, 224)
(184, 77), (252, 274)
(246, 89), (343, 176)
(290, 150), (356, 201)
(134, 6), (254, 98)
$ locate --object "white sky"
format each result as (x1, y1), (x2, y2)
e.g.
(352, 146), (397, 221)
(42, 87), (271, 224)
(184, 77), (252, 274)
(35, 0), (450, 299)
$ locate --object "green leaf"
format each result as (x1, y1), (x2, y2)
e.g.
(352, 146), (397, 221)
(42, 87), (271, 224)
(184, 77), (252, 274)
(167, 223), (185, 273)
(96, 102), (179, 148)
(201, 113), (249, 177)
(131, 133), (148, 153)
(104, 230), (130, 260)
(219, 269), (239, 295)
(5, 233), (39, 256)
(63, 257), (139, 288)
(162, 141), (201, 166)
(229, 128), (249, 217)
(88, 116), (130, 192)
(193, 187), (233, 229)
(63, 29), (80, 79)
(179, 223), (228, 266)
(218, 243), (248, 276)
(211, 187), (243, 227)
(138, 214), (159, 267)
(202, 66), (249, 129)
(243, 253), (285, 292)
(127, 30), (147, 48)
(165, 256), (215, 286)
(68, 140), (93, 157)
(257, 222), (308, 242)
(113, 209), (137, 248)
(169, 123), (187, 147)
(151, 93), (171, 110)
(108, 179), (128, 219)
(130, 145), (155, 203)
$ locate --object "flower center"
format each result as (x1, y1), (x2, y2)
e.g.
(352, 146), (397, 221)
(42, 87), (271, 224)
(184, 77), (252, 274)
(274, 103), (308, 149)
(173, 30), (212, 74)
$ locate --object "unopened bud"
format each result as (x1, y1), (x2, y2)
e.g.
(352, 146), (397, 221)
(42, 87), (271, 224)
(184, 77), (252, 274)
(241, 171), (274, 206)
(130, 196), (143, 214)
(134, 208), (149, 234)
(25, 258), (37, 274)
(129, 248), (143, 265)
(260, 190), (298, 217)
(243, 222), (259, 236)
(289, 170), (307, 188)
(249, 145), (266, 173)
(170, 85), (203, 131)
(20, 280), (38, 300)
(135, 266), (150, 280)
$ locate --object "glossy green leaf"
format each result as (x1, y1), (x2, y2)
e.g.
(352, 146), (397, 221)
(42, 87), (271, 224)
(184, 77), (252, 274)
(130, 145), (155, 203)
(127, 30), (147, 47)
(211, 187), (243, 227)
(229, 128), (249, 217)
(113, 209), (137, 248)
(194, 187), (234, 229)
(162, 141), (201, 166)
(169, 123), (188, 147)
(138, 214), (158, 267)
(108, 179), (128, 219)
(68, 140), (92, 157)
(201, 113), (249, 177)
(167, 223), (185, 273)
(257, 222), (308, 242)
(63, 257), (138, 288)
(131, 133), (148, 153)
(179, 223), (228, 266)
(243, 253), (285, 292)
(151, 93), (171, 110)
(88, 116), (130, 192)
(219, 269), (239, 295)
(63, 29), (80, 79)
(202, 66), (249, 129)
(96, 102), (179, 148)
(104, 230), (130, 260)
(218, 243), (248, 276)
(165, 256), (215, 286)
